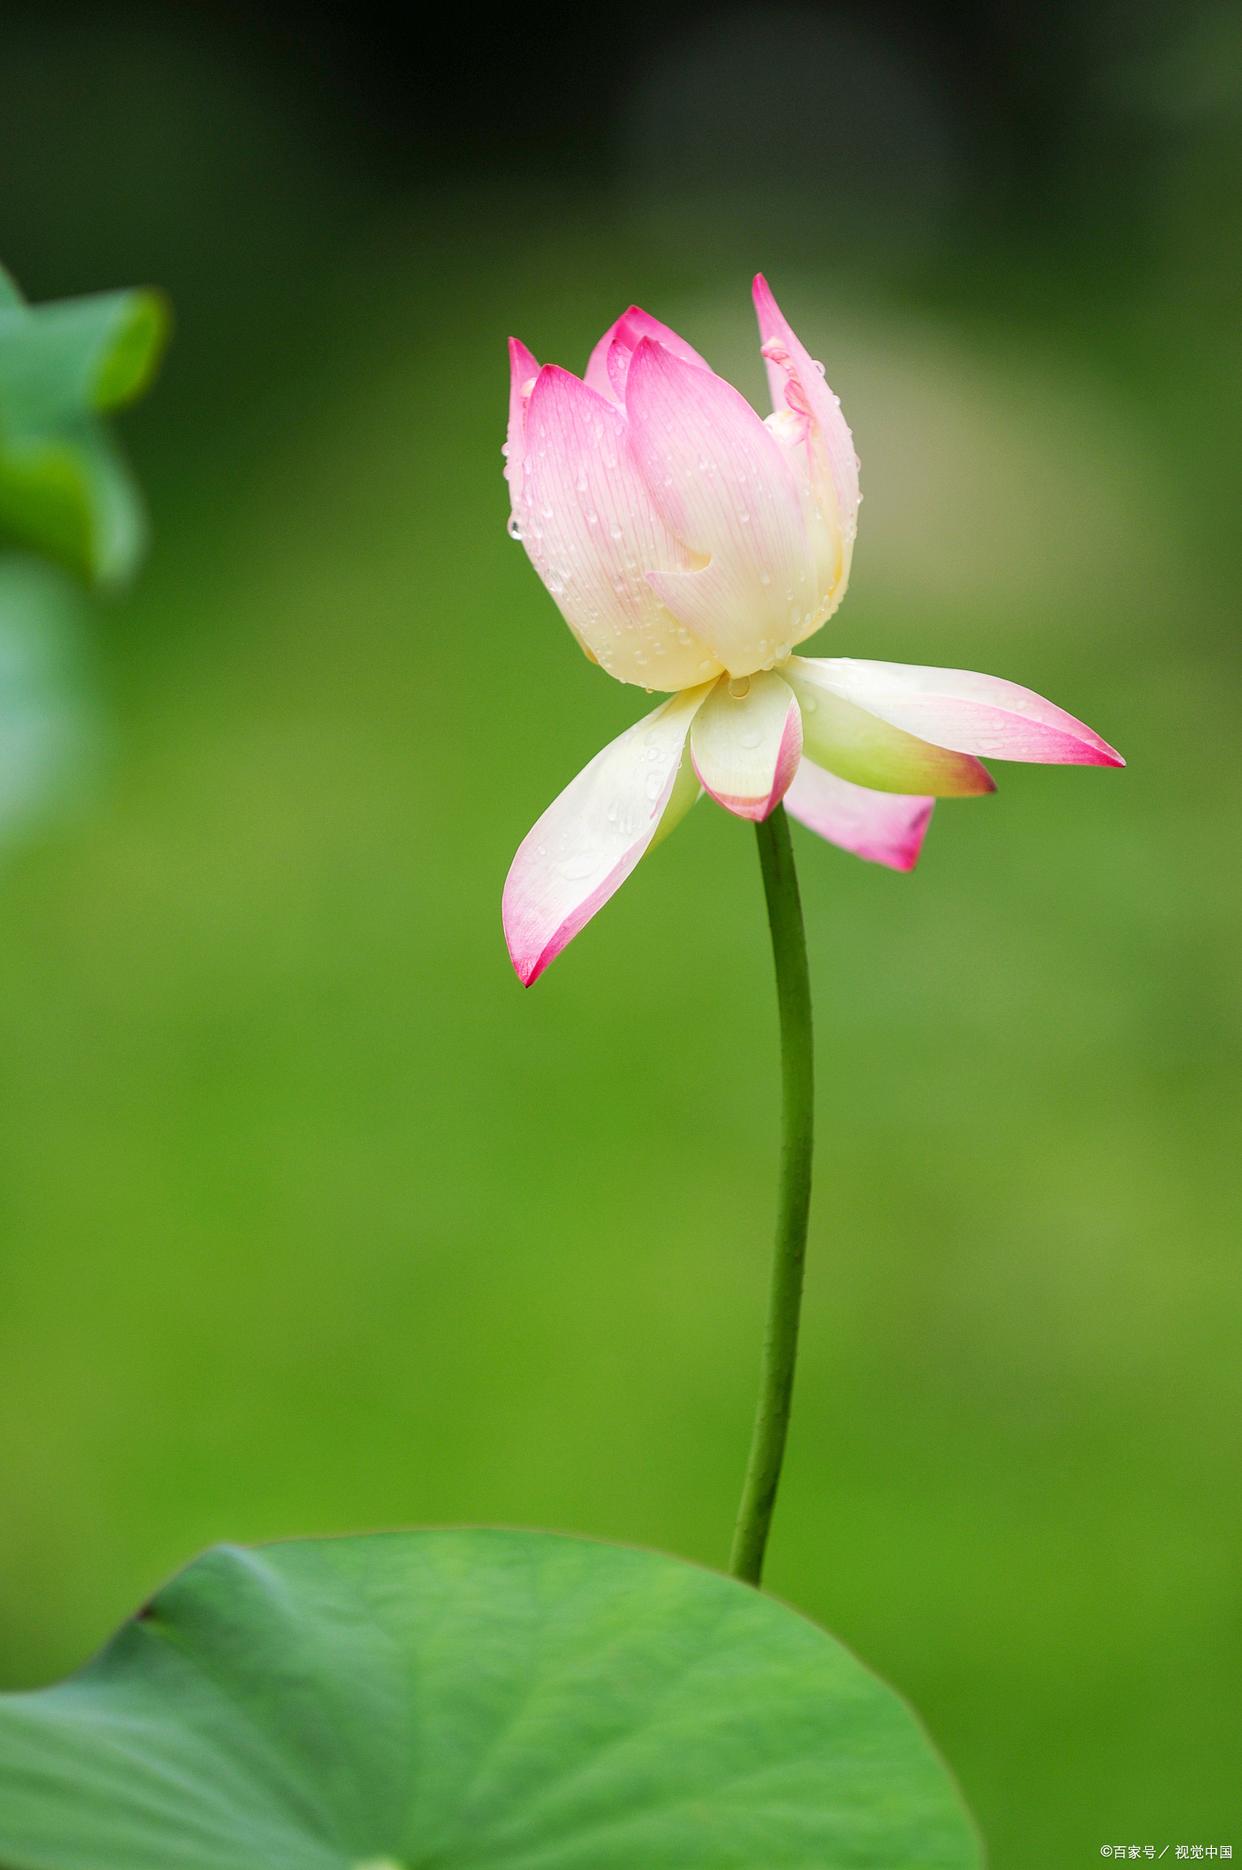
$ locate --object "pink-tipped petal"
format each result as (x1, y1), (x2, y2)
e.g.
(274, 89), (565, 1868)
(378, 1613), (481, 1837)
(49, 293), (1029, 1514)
(812, 660), (1125, 766)
(785, 761), (934, 871)
(752, 275), (860, 556)
(690, 672), (803, 821)
(785, 658), (994, 797)
(584, 306), (710, 405)
(505, 336), (540, 501)
(625, 337), (816, 676)
(503, 686), (710, 986)
(514, 365), (721, 691)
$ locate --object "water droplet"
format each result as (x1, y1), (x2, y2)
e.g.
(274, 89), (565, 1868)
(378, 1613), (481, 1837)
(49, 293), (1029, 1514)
(506, 515), (523, 541)
(739, 730), (763, 750)
(644, 772), (663, 801)
(728, 676), (751, 700)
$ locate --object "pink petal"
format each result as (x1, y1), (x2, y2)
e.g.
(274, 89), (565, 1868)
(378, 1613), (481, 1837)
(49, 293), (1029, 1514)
(786, 658), (994, 797)
(505, 336), (540, 501)
(514, 364), (722, 691)
(625, 337), (816, 676)
(503, 687), (709, 986)
(815, 660), (1125, 766)
(690, 673), (803, 822)
(785, 761), (934, 871)
(584, 306), (711, 405)
(752, 274), (860, 554)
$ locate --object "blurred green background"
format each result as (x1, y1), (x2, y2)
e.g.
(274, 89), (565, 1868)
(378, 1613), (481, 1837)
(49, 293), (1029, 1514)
(1, 3), (1239, 1862)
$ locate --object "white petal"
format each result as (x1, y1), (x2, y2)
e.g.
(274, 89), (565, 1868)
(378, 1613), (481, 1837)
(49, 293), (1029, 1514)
(503, 687), (710, 985)
(785, 658), (994, 797)
(690, 672), (803, 821)
(807, 659), (1125, 766)
(688, 673), (804, 819)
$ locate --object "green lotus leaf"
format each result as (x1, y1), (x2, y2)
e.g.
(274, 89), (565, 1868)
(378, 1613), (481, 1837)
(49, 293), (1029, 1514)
(0, 1528), (981, 1870)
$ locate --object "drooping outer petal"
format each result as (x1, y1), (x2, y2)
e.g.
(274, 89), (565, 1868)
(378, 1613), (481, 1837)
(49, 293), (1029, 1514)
(809, 660), (1125, 766)
(585, 306), (711, 406)
(752, 274), (861, 561)
(625, 338), (819, 678)
(785, 760), (934, 872)
(785, 658), (993, 797)
(514, 364), (721, 691)
(503, 685), (711, 986)
(690, 672), (803, 821)
(804, 665), (1122, 766)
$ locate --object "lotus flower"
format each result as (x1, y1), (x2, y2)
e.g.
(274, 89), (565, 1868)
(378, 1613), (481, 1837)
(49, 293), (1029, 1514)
(502, 277), (1122, 985)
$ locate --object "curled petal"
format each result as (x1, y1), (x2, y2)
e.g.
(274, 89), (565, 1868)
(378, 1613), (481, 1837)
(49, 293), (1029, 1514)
(752, 274), (860, 558)
(503, 687), (710, 986)
(585, 306), (711, 405)
(786, 658), (993, 797)
(785, 761), (934, 871)
(813, 660), (1126, 766)
(625, 338), (816, 676)
(690, 672), (803, 821)
(515, 365), (721, 691)
(505, 336), (540, 500)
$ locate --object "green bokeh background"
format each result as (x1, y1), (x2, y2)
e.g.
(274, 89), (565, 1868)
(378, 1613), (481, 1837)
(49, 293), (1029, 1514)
(1, 7), (1239, 1864)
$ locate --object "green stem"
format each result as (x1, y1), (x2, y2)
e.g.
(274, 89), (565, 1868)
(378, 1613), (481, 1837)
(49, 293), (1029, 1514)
(729, 804), (815, 1588)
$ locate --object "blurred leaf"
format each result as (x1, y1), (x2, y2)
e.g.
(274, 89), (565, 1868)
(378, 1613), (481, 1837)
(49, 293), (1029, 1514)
(0, 287), (168, 426)
(0, 1528), (981, 1869)
(0, 426), (147, 588)
(0, 554), (103, 854)
(0, 267), (168, 586)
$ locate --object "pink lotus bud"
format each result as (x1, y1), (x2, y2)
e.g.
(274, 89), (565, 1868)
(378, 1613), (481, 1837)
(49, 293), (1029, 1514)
(501, 280), (1122, 984)
(505, 283), (858, 688)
